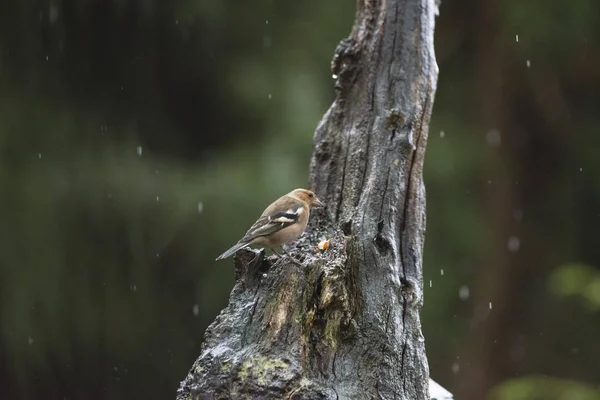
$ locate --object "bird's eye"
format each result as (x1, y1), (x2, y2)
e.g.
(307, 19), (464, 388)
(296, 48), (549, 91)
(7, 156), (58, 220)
(308, 193), (314, 198)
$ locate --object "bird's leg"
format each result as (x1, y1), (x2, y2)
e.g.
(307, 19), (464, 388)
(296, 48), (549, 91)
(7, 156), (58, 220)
(281, 247), (303, 266)
(269, 247), (302, 266)
(268, 247), (285, 268)
(248, 248), (263, 267)
(270, 247), (283, 258)
(247, 248), (262, 258)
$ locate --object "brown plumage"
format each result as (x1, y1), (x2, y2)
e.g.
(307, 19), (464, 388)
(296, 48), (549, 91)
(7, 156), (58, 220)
(216, 188), (324, 261)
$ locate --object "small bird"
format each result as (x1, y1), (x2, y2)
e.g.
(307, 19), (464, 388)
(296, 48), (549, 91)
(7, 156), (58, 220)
(216, 188), (324, 262)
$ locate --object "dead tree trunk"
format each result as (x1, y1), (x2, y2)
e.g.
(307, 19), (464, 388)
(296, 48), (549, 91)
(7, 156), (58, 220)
(177, 0), (439, 399)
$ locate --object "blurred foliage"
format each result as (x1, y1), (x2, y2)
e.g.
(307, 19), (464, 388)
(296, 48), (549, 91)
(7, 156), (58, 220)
(488, 376), (600, 400)
(0, 0), (599, 399)
(549, 264), (600, 311)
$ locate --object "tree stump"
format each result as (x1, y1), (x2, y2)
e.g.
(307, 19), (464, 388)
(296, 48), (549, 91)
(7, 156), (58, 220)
(177, 0), (440, 398)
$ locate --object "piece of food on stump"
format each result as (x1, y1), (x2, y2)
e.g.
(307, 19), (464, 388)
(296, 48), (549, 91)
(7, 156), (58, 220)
(318, 239), (330, 251)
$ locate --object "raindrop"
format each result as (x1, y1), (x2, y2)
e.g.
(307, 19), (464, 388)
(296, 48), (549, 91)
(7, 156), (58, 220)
(113, 366), (119, 372)
(49, 6), (59, 23)
(38, 153), (42, 159)
(452, 362), (460, 374)
(332, 74), (338, 79)
(526, 60), (531, 68)
(489, 302), (493, 310)
(175, 20), (179, 25)
(197, 201), (204, 214)
(486, 129), (501, 147)
(440, 130), (445, 138)
(156, 253), (160, 258)
(46, 55), (49, 61)
(580, 167), (583, 172)
(459, 285), (470, 300)
(131, 284), (137, 292)
(268, 93), (272, 100)
(28, 336), (34, 345)
(156, 196), (160, 202)
(440, 269), (444, 276)
(265, 20), (269, 25)
(192, 304), (200, 316)
(429, 280), (433, 288)
(515, 34), (519, 42)
(137, 146), (142, 156)
(507, 236), (520, 252)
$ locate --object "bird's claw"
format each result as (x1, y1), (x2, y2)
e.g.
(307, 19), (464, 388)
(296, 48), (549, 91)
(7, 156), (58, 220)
(282, 248), (304, 267)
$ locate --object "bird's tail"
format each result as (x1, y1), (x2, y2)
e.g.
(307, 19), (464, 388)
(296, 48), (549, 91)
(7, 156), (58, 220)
(215, 241), (249, 260)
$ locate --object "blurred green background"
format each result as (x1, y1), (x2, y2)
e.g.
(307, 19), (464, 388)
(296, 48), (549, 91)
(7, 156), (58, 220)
(1, 1), (599, 399)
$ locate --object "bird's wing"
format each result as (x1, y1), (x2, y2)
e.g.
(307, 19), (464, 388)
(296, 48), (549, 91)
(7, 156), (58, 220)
(240, 200), (305, 243)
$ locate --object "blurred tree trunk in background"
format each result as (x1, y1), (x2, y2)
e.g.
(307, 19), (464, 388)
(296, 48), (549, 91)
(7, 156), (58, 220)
(462, 1), (517, 398)
(454, 0), (587, 398)
(176, 0), (439, 399)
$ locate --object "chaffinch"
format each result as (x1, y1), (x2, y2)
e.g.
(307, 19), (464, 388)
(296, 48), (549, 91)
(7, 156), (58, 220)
(216, 188), (324, 262)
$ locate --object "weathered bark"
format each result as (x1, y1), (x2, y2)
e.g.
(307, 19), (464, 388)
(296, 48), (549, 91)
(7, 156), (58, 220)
(177, 0), (439, 399)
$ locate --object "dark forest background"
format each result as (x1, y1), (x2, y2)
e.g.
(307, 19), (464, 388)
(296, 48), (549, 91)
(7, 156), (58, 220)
(1, 1), (599, 399)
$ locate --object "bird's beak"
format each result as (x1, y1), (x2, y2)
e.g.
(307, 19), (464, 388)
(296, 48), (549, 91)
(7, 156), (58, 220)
(313, 198), (325, 208)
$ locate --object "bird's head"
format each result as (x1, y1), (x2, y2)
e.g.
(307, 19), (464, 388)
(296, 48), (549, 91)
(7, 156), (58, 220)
(290, 188), (324, 209)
